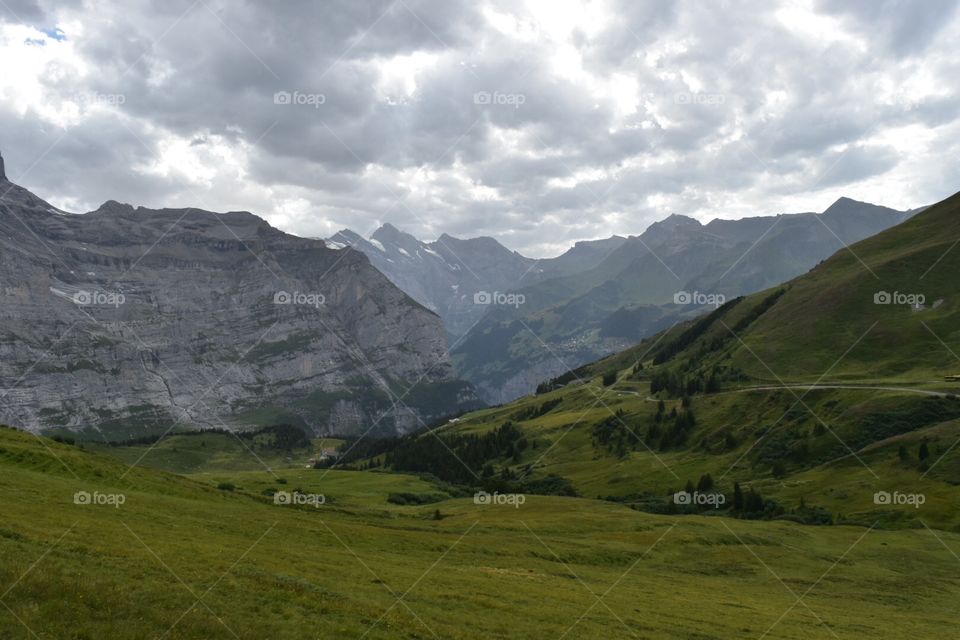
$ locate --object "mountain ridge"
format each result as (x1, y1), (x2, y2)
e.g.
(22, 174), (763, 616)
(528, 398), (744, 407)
(327, 223), (628, 338)
(450, 196), (919, 403)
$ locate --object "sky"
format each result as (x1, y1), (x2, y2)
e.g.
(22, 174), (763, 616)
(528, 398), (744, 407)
(0, 0), (958, 258)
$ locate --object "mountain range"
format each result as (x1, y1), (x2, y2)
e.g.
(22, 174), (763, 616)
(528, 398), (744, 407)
(332, 198), (920, 403)
(0, 153), (477, 438)
(0, 145), (930, 438)
(327, 224), (626, 339)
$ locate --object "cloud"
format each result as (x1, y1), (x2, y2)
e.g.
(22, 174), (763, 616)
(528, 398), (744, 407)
(0, 0), (47, 24)
(0, 0), (957, 256)
(816, 0), (960, 55)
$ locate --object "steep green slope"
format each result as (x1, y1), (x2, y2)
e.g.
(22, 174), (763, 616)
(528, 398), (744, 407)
(724, 193), (960, 380)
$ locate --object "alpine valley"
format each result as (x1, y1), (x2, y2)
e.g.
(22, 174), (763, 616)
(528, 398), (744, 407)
(3, 186), (959, 639)
(332, 198), (920, 404)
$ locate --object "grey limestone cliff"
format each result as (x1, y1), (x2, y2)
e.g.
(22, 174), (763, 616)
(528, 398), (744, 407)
(0, 163), (477, 437)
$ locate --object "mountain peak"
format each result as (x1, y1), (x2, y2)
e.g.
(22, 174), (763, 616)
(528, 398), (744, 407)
(433, 233), (520, 259)
(822, 196), (874, 215)
(371, 222), (420, 247)
(666, 212), (700, 224)
(333, 228), (362, 241)
(436, 232), (501, 247)
(0, 149), (6, 181)
(571, 235), (626, 249)
(831, 196), (859, 206)
(825, 195), (860, 209)
(93, 200), (137, 215)
(646, 213), (701, 233)
(372, 222), (405, 239)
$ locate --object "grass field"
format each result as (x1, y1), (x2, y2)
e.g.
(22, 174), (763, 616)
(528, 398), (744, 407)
(3, 425), (960, 639)
(84, 432), (344, 475)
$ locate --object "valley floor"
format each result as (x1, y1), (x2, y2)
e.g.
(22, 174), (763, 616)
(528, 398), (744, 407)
(1, 427), (959, 639)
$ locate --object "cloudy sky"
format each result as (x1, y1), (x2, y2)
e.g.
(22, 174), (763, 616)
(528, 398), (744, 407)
(1, 0), (958, 257)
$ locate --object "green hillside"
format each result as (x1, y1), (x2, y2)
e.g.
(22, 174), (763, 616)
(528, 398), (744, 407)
(3, 425), (960, 638)
(595, 190), (960, 384)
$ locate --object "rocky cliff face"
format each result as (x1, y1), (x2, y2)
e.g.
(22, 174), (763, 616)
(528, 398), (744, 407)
(0, 173), (477, 437)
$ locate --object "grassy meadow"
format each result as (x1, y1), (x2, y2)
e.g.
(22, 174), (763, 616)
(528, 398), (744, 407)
(3, 425), (960, 639)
